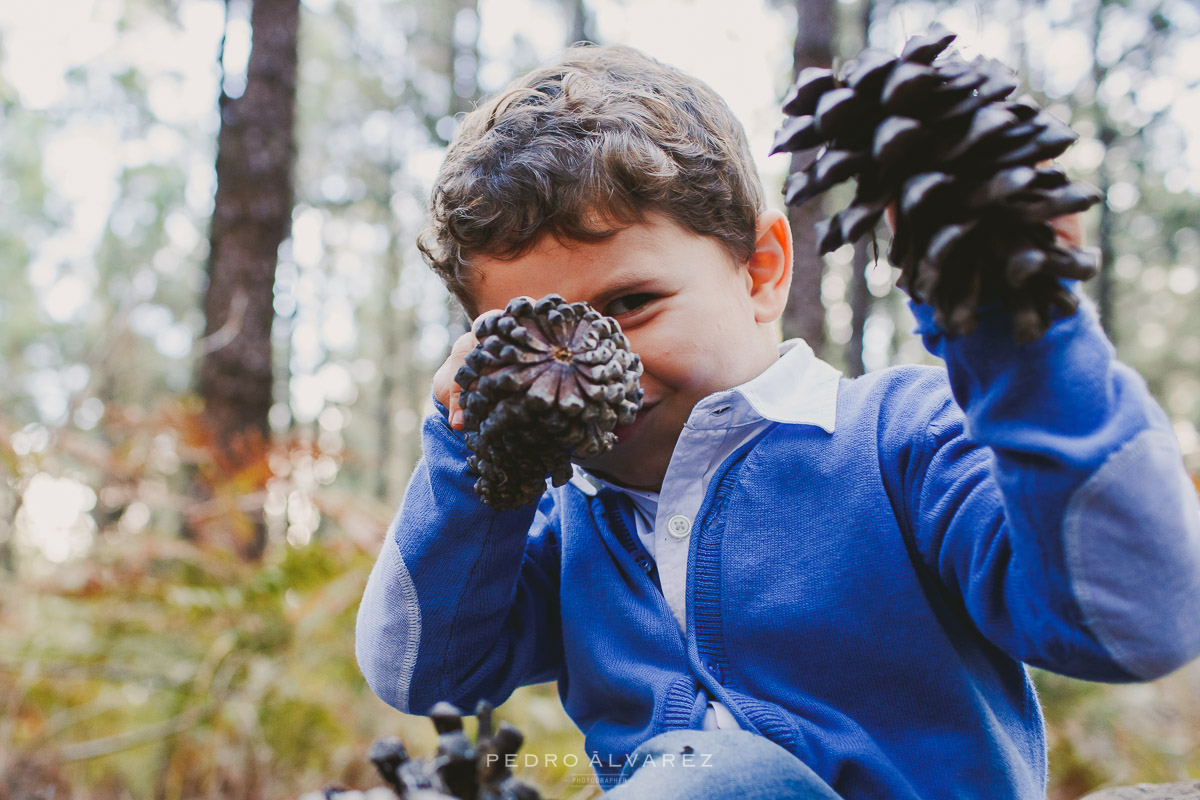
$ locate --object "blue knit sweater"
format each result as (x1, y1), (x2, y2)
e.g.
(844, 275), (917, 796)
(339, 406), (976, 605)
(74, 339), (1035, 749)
(356, 295), (1200, 798)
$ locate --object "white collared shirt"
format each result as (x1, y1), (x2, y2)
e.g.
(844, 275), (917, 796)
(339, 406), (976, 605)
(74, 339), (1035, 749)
(568, 338), (842, 731)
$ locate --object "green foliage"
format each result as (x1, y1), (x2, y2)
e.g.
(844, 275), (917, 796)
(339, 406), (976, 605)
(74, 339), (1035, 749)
(1035, 667), (1200, 798)
(258, 695), (348, 773)
(0, 395), (593, 798)
(0, 522), (594, 798)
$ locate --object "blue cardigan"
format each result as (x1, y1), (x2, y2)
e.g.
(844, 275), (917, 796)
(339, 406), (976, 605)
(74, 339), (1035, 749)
(356, 295), (1200, 798)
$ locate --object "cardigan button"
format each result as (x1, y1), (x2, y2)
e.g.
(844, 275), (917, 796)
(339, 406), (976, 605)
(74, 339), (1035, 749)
(703, 659), (722, 681)
(666, 514), (691, 539)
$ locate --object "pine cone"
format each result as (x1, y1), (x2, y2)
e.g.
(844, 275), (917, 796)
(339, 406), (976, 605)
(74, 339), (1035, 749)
(364, 701), (544, 800)
(773, 31), (1103, 342)
(454, 294), (644, 510)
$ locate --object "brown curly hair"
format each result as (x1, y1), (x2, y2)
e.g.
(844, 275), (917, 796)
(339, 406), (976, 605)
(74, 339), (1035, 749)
(417, 44), (766, 317)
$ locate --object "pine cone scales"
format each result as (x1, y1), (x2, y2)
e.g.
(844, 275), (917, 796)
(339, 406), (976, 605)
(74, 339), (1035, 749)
(454, 294), (644, 510)
(774, 31), (1103, 342)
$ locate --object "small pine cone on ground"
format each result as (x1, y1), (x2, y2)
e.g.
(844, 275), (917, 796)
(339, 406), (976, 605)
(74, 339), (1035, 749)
(773, 30), (1103, 342)
(454, 294), (644, 510)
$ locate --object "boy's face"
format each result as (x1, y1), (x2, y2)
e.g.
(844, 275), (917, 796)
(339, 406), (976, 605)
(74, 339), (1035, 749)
(468, 212), (787, 492)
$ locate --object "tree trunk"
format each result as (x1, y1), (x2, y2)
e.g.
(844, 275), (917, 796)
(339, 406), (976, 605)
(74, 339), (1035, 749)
(1091, 0), (1116, 341)
(196, 0), (299, 558)
(781, 0), (837, 355)
(565, 0), (596, 45)
(844, 0), (874, 376)
(846, 238), (872, 376)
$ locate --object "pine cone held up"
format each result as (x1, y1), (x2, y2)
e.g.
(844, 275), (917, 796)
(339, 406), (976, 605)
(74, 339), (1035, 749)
(454, 294), (644, 511)
(774, 31), (1103, 343)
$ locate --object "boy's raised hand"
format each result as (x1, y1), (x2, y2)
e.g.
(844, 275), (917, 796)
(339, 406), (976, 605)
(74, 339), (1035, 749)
(433, 310), (501, 432)
(1049, 212), (1084, 250)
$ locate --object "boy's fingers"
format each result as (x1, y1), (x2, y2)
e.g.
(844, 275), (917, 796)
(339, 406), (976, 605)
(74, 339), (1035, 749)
(439, 329), (483, 430)
(1051, 213), (1084, 249)
(1034, 159), (1085, 250)
(448, 386), (465, 429)
(449, 328), (480, 358)
(446, 369), (463, 424)
(434, 333), (476, 403)
(435, 312), (504, 430)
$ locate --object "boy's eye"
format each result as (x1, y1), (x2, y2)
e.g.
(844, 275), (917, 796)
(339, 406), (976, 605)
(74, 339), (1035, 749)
(605, 293), (655, 316)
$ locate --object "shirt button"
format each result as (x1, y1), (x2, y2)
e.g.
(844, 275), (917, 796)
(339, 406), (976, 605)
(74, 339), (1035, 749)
(667, 514), (692, 539)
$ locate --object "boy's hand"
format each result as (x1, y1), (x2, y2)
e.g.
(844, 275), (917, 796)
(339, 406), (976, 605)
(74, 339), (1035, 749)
(433, 310), (501, 431)
(1049, 212), (1084, 250)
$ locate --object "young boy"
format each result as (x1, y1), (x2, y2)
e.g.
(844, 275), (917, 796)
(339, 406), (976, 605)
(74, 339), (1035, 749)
(356, 44), (1200, 798)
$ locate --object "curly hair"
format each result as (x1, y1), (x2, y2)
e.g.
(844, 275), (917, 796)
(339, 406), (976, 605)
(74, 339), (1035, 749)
(417, 44), (766, 317)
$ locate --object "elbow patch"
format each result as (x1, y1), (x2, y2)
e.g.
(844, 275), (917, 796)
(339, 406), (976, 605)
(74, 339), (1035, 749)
(355, 540), (422, 712)
(1064, 429), (1200, 680)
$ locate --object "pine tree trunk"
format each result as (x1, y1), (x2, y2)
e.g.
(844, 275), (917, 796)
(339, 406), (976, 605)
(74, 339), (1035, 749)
(844, 0), (874, 376)
(1091, 0), (1116, 341)
(196, 0), (299, 558)
(781, 0), (837, 355)
(846, 238), (872, 376)
(566, 0), (596, 45)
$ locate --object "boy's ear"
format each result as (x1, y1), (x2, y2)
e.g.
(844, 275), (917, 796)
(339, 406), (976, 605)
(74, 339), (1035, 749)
(745, 209), (793, 324)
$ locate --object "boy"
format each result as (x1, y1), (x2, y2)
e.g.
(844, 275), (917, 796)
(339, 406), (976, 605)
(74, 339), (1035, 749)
(356, 45), (1200, 798)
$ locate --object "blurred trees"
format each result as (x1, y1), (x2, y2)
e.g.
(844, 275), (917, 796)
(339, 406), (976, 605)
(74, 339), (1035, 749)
(0, 0), (590, 794)
(195, 0), (300, 559)
(1089, 0), (1118, 335)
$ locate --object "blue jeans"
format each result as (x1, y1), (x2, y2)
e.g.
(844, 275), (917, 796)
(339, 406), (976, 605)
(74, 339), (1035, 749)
(604, 730), (842, 799)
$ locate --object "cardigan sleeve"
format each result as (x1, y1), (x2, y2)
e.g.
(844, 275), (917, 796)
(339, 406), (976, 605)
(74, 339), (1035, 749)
(899, 288), (1200, 682)
(355, 398), (563, 715)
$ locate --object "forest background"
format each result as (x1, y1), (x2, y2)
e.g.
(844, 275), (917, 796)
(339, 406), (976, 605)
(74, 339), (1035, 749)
(2, 0), (1200, 797)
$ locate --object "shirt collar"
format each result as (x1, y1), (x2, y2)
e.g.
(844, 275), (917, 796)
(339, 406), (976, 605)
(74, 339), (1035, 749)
(568, 339), (841, 497)
(685, 337), (841, 433)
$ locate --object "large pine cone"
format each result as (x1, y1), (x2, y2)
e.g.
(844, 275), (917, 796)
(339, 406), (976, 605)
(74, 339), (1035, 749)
(774, 31), (1103, 342)
(454, 294), (644, 510)
(359, 700), (543, 800)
